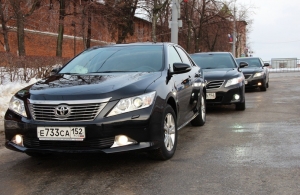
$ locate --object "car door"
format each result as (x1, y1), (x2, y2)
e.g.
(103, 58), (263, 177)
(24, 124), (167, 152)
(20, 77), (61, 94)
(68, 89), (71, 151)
(167, 45), (189, 126)
(174, 46), (200, 125)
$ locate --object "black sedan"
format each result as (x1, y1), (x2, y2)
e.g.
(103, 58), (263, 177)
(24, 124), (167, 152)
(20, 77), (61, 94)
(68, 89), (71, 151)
(4, 43), (206, 160)
(190, 52), (247, 111)
(236, 57), (270, 91)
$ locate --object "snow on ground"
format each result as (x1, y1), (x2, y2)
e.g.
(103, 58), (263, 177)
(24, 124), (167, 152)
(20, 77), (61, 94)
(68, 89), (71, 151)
(0, 78), (38, 121)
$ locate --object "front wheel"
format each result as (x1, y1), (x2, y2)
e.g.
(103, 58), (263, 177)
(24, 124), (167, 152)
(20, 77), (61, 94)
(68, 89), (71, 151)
(191, 94), (206, 126)
(148, 105), (177, 160)
(260, 81), (267, 91)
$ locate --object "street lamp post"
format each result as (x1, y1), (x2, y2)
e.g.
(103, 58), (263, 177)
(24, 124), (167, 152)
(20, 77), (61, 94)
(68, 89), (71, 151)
(171, 0), (179, 44)
(170, 0), (184, 44)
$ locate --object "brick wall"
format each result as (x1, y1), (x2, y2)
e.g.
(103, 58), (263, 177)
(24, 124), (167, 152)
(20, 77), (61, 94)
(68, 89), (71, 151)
(0, 1), (152, 58)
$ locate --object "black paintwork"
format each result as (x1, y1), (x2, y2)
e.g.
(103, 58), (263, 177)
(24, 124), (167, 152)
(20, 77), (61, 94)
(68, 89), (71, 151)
(190, 52), (246, 105)
(236, 57), (269, 90)
(5, 42), (205, 154)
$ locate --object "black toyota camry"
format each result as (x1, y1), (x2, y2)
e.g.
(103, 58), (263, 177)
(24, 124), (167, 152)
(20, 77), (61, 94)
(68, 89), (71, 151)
(236, 57), (270, 91)
(4, 42), (206, 160)
(190, 52), (247, 111)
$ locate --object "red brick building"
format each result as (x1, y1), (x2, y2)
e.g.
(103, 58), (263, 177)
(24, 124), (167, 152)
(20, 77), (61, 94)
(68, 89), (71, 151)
(0, 1), (152, 58)
(0, 1), (247, 58)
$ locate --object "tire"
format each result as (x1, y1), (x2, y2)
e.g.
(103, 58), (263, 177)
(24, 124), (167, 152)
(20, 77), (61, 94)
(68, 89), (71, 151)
(266, 82), (269, 88)
(260, 81), (267, 91)
(235, 101), (245, 111)
(191, 94), (206, 126)
(148, 105), (177, 160)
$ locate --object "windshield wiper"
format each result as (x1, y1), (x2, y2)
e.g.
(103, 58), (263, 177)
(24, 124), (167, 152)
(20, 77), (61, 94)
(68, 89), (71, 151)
(88, 71), (139, 73)
(60, 72), (81, 75)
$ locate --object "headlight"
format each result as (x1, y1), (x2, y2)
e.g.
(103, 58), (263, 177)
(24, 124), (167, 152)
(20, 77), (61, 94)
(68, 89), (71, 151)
(225, 76), (244, 88)
(253, 72), (264, 78)
(107, 91), (156, 117)
(9, 96), (27, 117)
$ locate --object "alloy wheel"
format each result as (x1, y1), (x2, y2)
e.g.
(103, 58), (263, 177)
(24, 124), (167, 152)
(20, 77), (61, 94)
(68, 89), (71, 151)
(164, 113), (176, 151)
(201, 96), (206, 122)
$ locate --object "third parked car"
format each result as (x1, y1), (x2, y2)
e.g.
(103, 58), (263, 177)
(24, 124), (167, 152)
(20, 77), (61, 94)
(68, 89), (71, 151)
(235, 57), (270, 91)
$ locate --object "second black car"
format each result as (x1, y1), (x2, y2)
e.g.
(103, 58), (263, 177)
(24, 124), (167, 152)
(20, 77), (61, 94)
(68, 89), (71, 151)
(190, 52), (247, 111)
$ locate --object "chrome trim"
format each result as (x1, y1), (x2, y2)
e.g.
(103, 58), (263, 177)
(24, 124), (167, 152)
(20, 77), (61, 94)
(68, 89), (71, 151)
(29, 102), (108, 122)
(243, 74), (252, 80)
(178, 112), (198, 130)
(28, 98), (111, 105)
(206, 80), (224, 90)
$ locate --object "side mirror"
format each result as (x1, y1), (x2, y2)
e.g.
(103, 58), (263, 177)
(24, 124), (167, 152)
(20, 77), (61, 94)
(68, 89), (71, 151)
(50, 66), (62, 76)
(172, 63), (191, 74)
(239, 61), (248, 68)
(264, 63), (270, 67)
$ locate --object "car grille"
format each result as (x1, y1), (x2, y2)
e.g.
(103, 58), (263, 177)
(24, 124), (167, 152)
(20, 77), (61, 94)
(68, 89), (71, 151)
(243, 74), (252, 79)
(23, 137), (115, 149)
(29, 103), (107, 122)
(206, 80), (224, 89)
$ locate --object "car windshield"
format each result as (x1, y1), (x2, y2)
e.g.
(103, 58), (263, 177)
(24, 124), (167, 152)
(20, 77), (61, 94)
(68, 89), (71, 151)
(59, 45), (164, 74)
(236, 58), (261, 67)
(191, 53), (237, 69)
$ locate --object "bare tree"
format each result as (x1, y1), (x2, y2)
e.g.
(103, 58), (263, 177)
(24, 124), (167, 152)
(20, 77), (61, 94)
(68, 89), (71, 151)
(78, 0), (97, 49)
(8, 0), (42, 56)
(56, 0), (66, 57)
(0, 0), (11, 52)
(103, 0), (140, 43)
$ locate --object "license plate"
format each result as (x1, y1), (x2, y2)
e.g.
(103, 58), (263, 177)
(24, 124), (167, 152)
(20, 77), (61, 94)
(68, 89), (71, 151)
(37, 127), (85, 141)
(245, 80), (248, 84)
(206, 93), (216, 99)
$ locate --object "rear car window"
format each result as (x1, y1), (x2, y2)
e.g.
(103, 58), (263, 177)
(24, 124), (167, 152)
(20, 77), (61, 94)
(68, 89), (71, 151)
(236, 58), (262, 67)
(191, 53), (237, 69)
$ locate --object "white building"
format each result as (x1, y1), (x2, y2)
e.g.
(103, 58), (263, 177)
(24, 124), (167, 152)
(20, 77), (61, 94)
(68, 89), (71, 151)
(271, 58), (297, 68)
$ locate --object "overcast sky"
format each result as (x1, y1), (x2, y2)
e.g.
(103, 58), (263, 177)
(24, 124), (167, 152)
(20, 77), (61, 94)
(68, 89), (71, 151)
(237, 0), (300, 61)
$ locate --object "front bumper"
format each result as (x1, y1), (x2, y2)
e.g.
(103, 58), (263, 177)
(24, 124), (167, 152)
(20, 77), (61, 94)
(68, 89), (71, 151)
(4, 102), (164, 154)
(206, 84), (245, 105)
(245, 78), (265, 88)
(5, 140), (152, 154)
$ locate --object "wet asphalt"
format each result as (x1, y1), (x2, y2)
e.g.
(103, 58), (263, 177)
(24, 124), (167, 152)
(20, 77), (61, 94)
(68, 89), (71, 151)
(0, 72), (300, 195)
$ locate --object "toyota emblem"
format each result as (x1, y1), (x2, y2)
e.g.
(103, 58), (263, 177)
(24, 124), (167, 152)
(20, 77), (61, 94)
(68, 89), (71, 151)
(54, 105), (71, 118)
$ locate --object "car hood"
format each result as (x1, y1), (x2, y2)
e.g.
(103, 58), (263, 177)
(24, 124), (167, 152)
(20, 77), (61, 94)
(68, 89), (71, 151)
(241, 67), (264, 74)
(21, 72), (162, 101)
(203, 68), (241, 80)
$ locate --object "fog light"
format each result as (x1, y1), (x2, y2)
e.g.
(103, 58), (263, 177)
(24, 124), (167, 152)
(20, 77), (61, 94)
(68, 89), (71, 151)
(233, 94), (240, 100)
(12, 134), (23, 146)
(117, 135), (128, 146)
(258, 82), (262, 86)
(111, 135), (137, 148)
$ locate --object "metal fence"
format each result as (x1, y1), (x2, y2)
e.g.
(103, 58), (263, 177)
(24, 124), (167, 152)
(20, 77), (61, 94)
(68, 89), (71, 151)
(264, 58), (300, 73)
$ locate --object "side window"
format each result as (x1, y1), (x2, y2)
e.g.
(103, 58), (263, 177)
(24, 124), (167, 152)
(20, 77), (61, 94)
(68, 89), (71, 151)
(175, 47), (192, 66)
(168, 46), (182, 70)
(260, 59), (264, 67)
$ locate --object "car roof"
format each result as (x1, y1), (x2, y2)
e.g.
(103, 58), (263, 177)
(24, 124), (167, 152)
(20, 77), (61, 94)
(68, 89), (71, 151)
(191, 52), (232, 55)
(89, 42), (174, 49)
(236, 57), (260, 59)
